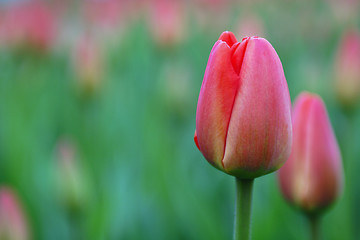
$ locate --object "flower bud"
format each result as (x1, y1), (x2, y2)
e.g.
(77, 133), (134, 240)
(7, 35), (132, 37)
(55, 138), (90, 214)
(0, 187), (29, 240)
(278, 92), (344, 214)
(236, 14), (265, 39)
(0, 1), (56, 51)
(194, 31), (292, 179)
(148, 0), (186, 47)
(72, 36), (103, 96)
(334, 28), (360, 108)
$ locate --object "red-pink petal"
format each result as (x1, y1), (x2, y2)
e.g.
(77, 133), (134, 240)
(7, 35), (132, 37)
(218, 31), (238, 47)
(195, 39), (239, 170)
(222, 37), (292, 178)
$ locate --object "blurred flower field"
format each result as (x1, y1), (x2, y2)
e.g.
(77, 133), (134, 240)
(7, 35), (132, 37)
(0, 0), (360, 239)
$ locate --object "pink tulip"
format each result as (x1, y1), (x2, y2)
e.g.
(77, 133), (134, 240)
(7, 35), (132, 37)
(72, 35), (103, 94)
(334, 28), (360, 107)
(194, 31), (292, 179)
(278, 92), (344, 213)
(56, 138), (90, 212)
(236, 15), (265, 39)
(0, 0), (56, 51)
(148, 0), (186, 46)
(0, 187), (29, 240)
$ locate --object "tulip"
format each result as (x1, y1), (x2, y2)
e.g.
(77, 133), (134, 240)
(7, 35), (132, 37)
(194, 31), (292, 179)
(236, 14), (265, 39)
(72, 35), (103, 96)
(334, 28), (360, 109)
(0, 1), (56, 51)
(194, 31), (292, 240)
(148, 0), (186, 47)
(278, 92), (344, 239)
(0, 187), (29, 240)
(56, 138), (90, 214)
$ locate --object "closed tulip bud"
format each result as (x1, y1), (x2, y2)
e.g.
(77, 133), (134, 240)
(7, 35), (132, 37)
(194, 31), (292, 179)
(0, 187), (29, 240)
(0, 1), (56, 52)
(56, 138), (90, 213)
(148, 0), (186, 47)
(334, 28), (360, 108)
(236, 15), (265, 39)
(72, 36), (103, 95)
(278, 92), (344, 214)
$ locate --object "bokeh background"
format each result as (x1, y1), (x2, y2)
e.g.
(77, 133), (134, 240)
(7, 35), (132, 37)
(0, 0), (360, 239)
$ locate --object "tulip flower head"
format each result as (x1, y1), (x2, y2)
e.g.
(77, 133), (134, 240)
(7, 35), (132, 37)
(72, 35), (103, 95)
(334, 28), (360, 108)
(236, 15), (265, 39)
(0, 187), (29, 240)
(0, 1), (56, 51)
(194, 31), (292, 179)
(148, 0), (186, 46)
(278, 92), (344, 214)
(56, 138), (90, 213)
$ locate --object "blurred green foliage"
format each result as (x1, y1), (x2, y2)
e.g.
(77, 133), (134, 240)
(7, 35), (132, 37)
(0, 0), (360, 239)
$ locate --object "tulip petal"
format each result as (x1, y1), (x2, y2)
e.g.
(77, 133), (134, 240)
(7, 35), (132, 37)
(218, 31), (238, 47)
(196, 40), (239, 170)
(222, 37), (292, 178)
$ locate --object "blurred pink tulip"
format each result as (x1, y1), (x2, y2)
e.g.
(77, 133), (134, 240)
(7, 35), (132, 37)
(334, 28), (360, 108)
(0, 1), (56, 51)
(278, 92), (344, 214)
(72, 35), (103, 94)
(236, 15), (265, 39)
(148, 0), (186, 46)
(0, 187), (29, 240)
(82, 0), (133, 31)
(56, 138), (89, 212)
(192, 0), (230, 31)
(195, 31), (292, 179)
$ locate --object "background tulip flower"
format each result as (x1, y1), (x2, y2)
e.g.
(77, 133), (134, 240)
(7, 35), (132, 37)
(278, 92), (344, 239)
(56, 137), (90, 214)
(333, 28), (360, 109)
(236, 14), (265, 39)
(0, 1), (56, 51)
(148, 0), (186, 47)
(0, 187), (29, 240)
(72, 35), (104, 96)
(194, 31), (292, 240)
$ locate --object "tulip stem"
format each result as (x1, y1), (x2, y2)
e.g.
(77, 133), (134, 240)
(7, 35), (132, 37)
(309, 215), (320, 240)
(234, 178), (254, 240)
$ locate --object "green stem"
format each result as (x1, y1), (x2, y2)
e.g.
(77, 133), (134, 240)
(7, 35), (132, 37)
(308, 215), (320, 240)
(234, 178), (254, 240)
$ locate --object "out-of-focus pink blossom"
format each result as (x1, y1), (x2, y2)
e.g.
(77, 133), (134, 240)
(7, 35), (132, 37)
(0, 187), (29, 240)
(334, 28), (360, 107)
(148, 0), (186, 46)
(236, 15), (265, 38)
(72, 35), (104, 94)
(0, 1), (56, 51)
(56, 138), (90, 212)
(278, 93), (344, 214)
